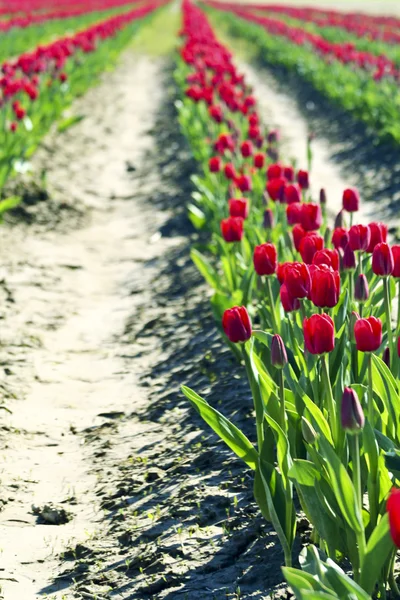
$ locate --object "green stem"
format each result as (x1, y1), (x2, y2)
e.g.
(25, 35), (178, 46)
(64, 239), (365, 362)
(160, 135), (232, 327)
(300, 299), (307, 325)
(389, 555), (400, 598)
(383, 277), (394, 370)
(321, 354), (338, 447)
(368, 353), (374, 428)
(266, 276), (279, 334)
(278, 369), (286, 433)
(348, 271), (354, 306)
(242, 346), (264, 451)
(349, 434), (365, 582)
(397, 280), (400, 334)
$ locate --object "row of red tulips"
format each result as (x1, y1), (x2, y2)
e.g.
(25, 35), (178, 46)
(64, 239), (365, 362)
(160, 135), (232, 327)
(177, 0), (400, 597)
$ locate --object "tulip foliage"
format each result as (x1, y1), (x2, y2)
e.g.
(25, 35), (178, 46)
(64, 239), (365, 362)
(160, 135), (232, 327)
(177, 1), (400, 597)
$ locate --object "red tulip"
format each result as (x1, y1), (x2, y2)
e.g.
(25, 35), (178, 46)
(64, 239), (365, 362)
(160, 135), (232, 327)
(366, 222), (387, 253)
(299, 233), (324, 264)
(236, 174), (252, 192)
(332, 227), (349, 250)
(222, 306), (252, 343)
(220, 217), (244, 242)
(267, 163), (282, 180)
(303, 313), (335, 354)
(292, 224), (307, 251)
(266, 178), (286, 202)
(263, 209), (274, 229)
(343, 244), (356, 271)
(349, 224), (371, 252)
(341, 388), (364, 433)
(285, 262), (311, 299)
(253, 243), (277, 276)
(254, 153), (265, 169)
(319, 188), (327, 205)
(277, 262), (289, 284)
(393, 246), (400, 278)
(209, 156), (221, 173)
(387, 488), (400, 548)
(224, 163), (236, 180)
(280, 283), (300, 312)
(354, 274), (369, 302)
(372, 243), (394, 276)
(297, 169), (309, 190)
(283, 165), (294, 182)
(241, 140), (253, 158)
(267, 130), (279, 143)
(342, 188), (360, 212)
(354, 317), (382, 352)
(300, 203), (322, 231)
(228, 198), (249, 219)
(209, 104), (223, 123)
(310, 265), (340, 308)
(312, 248), (339, 271)
(285, 203), (300, 226)
(284, 184), (301, 204)
(271, 334), (288, 368)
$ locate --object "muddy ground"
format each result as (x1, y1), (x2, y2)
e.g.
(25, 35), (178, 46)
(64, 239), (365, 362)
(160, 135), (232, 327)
(0, 11), (398, 600)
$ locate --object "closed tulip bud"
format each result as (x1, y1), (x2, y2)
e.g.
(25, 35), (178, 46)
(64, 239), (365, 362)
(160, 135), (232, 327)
(224, 163), (236, 180)
(292, 224), (307, 251)
(303, 313), (335, 354)
(354, 316), (382, 352)
(372, 242), (394, 276)
(266, 178), (286, 202)
(300, 203), (322, 231)
(236, 174), (252, 193)
(334, 210), (344, 229)
(301, 417), (317, 444)
(241, 140), (253, 158)
(220, 217), (244, 242)
(209, 156), (221, 173)
(283, 165), (294, 182)
(299, 233), (324, 264)
(267, 130), (279, 143)
(286, 202), (302, 226)
(342, 188), (360, 212)
(341, 387), (365, 433)
(254, 153), (265, 169)
(271, 334), (288, 369)
(332, 227), (349, 250)
(387, 488), (400, 548)
(297, 169), (309, 190)
(319, 188), (327, 205)
(349, 224), (371, 252)
(354, 274), (369, 302)
(285, 262), (311, 299)
(280, 282), (300, 312)
(228, 198), (249, 219)
(392, 246), (400, 278)
(310, 265), (340, 308)
(284, 184), (301, 205)
(367, 222), (387, 253)
(222, 306), (252, 343)
(253, 243), (277, 276)
(263, 208), (274, 229)
(343, 244), (356, 271)
(267, 163), (282, 180)
(312, 248), (339, 271)
(383, 346), (390, 368)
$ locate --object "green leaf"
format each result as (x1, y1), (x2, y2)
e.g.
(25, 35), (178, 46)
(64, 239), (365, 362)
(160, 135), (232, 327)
(0, 195), (21, 215)
(188, 203), (206, 230)
(181, 385), (258, 470)
(360, 513), (393, 595)
(190, 248), (219, 290)
(57, 114), (84, 132)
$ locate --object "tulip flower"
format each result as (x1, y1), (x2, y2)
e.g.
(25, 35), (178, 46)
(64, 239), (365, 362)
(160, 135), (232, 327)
(267, 163), (282, 180)
(292, 224), (307, 251)
(354, 316), (382, 352)
(228, 198), (249, 219)
(254, 153), (265, 169)
(267, 130), (279, 143)
(283, 165), (294, 182)
(387, 488), (400, 548)
(286, 203), (302, 226)
(253, 243), (277, 276)
(285, 262), (311, 299)
(303, 313), (335, 354)
(224, 163), (236, 180)
(354, 274), (369, 303)
(299, 233), (324, 264)
(392, 245), (400, 278)
(366, 222), (387, 253)
(332, 227), (349, 250)
(209, 156), (221, 172)
(280, 283), (300, 312)
(341, 387), (365, 433)
(300, 203), (322, 231)
(277, 263), (289, 284)
(240, 140), (253, 157)
(343, 244), (356, 271)
(266, 178), (286, 202)
(310, 265), (340, 308)
(334, 210), (344, 229)
(312, 248), (339, 271)
(220, 217), (244, 242)
(222, 306), (252, 343)
(297, 169), (309, 190)
(342, 188), (360, 212)
(372, 243), (394, 276)
(263, 209), (274, 229)
(319, 188), (327, 205)
(284, 184), (301, 205)
(236, 174), (252, 192)
(383, 347), (390, 368)
(349, 224), (371, 252)
(271, 334), (288, 369)
(209, 104), (223, 123)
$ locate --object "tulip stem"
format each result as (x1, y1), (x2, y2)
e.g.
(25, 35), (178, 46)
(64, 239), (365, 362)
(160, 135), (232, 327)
(278, 369), (286, 432)
(367, 353), (374, 428)
(242, 346), (264, 451)
(397, 280), (400, 333)
(349, 433), (365, 581)
(383, 277), (394, 369)
(321, 354), (337, 447)
(348, 271), (354, 304)
(266, 276), (279, 334)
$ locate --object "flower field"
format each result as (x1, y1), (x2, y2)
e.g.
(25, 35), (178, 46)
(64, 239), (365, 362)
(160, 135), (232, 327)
(2, 0), (400, 598)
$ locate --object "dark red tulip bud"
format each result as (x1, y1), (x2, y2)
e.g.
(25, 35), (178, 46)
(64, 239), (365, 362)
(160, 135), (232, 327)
(334, 210), (344, 229)
(263, 209), (274, 229)
(267, 130), (279, 143)
(284, 184), (301, 205)
(253, 243), (277, 276)
(222, 306), (252, 343)
(224, 163), (236, 180)
(343, 244), (356, 271)
(266, 178), (286, 202)
(300, 203), (322, 231)
(392, 246), (400, 278)
(341, 387), (365, 433)
(310, 265), (340, 308)
(271, 334), (288, 369)
(236, 174), (252, 193)
(303, 313), (335, 354)
(209, 104), (223, 123)
(254, 153), (265, 169)
(228, 198), (249, 219)
(286, 203), (302, 226)
(285, 262), (311, 299)
(209, 156), (221, 173)
(354, 316), (382, 352)
(10, 122), (17, 133)
(299, 233), (324, 264)
(283, 165), (294, 182)
(312, 248), (339, 271)
(319, 188), (327, 205)
(342, 188), (360, 212)
(332, 227), (349, 250)
(292, 224), (307, 251)
(241, 140), (253, 158)
(297, 169), (309, 190)
(267, 163), (282, 180)
(366, 222), (388, 253)
(354, 274), (369, 303)
(372, 243), (394, 276)
(387, 488), (400, 548)
(280, 283), (300, 312)
(220, 217), (244, 242)
(383, 346), (390, 368)
(349, 224), (371, 252)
